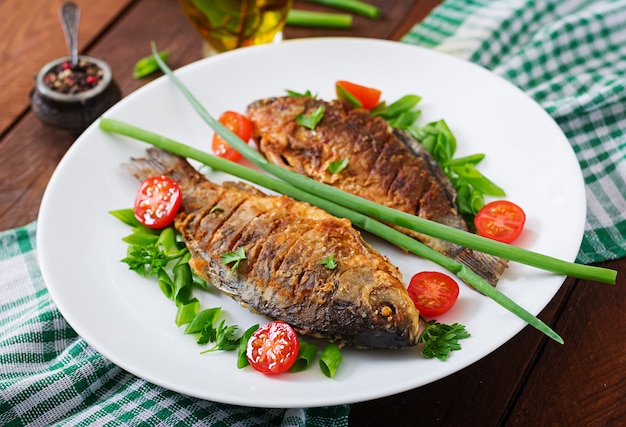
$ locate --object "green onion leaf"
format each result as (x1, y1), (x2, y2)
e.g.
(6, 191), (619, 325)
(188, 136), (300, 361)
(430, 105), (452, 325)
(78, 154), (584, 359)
(185, 307), (221, 335)
(122, 231), (159, 246)
(336, 84), (362, 108)
(290, 340), (319, 373)
(109, 208), (141, 227)
(172, 262), (193, 305)
(286, 10), (352, 28)
(237, 324), (260, 369)
(133, 50), (169, 79)
(319, 343), (342, 378)
(305, 0), (380, 19)
(175, 298), (199, 327)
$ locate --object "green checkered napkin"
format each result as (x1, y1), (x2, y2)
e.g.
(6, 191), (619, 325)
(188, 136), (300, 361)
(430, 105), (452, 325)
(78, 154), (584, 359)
(0, 223), (349, 426)
(403, 0), (626, 264)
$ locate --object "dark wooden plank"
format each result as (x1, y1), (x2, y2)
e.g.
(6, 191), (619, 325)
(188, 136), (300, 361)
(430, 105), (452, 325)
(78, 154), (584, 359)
(506, 258), (626, 426)
(0, 0), (133, 135)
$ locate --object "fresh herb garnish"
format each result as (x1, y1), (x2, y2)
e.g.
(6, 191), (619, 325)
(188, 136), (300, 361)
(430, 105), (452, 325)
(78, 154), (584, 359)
(336, 84), (362, 108)
(418, 320), (470, 361)
(133, 50), (169, 79)
(296, 105), (325, 130)
(328, 158), (348, 174)
(286, 89), (317, 98)
(199, 319), (240, 352)
(121, 244), (170, 277)
(319, 343), (342, 378)
(209, 205), (223, 214)
(221, 247), (247, 270)
(318, 254), (337, 269)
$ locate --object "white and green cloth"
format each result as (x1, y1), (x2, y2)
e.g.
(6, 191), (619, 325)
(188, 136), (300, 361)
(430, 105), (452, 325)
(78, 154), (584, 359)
(403, 0), (626, 264)
(2, 1), (624, 425)
(0, 223), (350, 426)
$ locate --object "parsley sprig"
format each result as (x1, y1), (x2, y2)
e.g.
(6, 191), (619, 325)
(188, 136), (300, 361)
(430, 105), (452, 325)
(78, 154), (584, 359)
(296, 105), (325, 130)
(418, 320), (471, 361)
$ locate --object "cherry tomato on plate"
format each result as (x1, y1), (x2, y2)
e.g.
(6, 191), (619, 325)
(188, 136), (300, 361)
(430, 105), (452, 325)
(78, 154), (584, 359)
(133, 175), (182, 229)
(407, 271), (460, 317)
(335, 80), (382, 110)
(211, 111), (253, 162)
(474, 200), (526, 243)
(246, 320), (300, 374)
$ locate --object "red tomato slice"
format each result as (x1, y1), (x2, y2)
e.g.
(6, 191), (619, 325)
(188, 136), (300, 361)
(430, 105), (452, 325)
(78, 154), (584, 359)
(133, 175), (182, 229)
(246, 320), (299, 374)
(407, 271), (460, 317)
(211, 111), (253, 162)
(474, 200), (526, 243)
(336, 80), (382, 109)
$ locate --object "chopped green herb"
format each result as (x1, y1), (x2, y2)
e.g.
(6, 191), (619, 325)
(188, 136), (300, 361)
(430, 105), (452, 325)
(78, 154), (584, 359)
(336, 84), (362, 109)
(200, 319), (240, 353)
(175, 298), (199, 327)
(318, 254), (337, 269)
(121, 244), (169, 277)
(237, 324), (260, 368)
(109, 208), (141, 227)
(286, 89), (316, 98)
(296, 105), (325, 130)
(290, 340), (319, 373)
(327, 158), (348, 174)
(185, 307), (221, 335)
(221, 247), (247, 270)
(418, 320), (470, 361)
(133, 50), (169, 79)
(319, 343), (342, 378)
(209, 206), (223, 214)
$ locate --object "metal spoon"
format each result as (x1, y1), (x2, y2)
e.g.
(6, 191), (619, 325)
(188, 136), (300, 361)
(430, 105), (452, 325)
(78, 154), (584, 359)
(60, 2), (80, 67)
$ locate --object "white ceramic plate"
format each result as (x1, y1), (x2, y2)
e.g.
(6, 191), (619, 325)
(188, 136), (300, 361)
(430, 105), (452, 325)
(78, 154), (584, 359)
(37, 38), (586, 408)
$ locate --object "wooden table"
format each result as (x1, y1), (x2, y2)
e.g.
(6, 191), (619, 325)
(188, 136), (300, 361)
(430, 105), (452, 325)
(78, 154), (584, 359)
(1, 1), (623, 425)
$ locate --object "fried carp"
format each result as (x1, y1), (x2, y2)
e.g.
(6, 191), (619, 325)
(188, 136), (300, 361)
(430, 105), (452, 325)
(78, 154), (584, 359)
(247, 96), (509, 286)
(123, 148), (421, 349)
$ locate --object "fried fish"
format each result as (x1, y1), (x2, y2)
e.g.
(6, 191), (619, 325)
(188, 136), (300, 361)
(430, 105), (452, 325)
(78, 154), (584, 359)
(124, 148), (421, 349)
(247, 96), (509, 286)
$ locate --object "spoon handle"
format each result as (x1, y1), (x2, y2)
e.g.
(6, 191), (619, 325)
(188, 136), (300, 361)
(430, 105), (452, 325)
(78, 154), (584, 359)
(60, 2), (80, 67)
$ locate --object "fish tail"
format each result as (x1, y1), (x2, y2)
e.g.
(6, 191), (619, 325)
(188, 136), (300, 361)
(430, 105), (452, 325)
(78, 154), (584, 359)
(451, 247), (509, 287)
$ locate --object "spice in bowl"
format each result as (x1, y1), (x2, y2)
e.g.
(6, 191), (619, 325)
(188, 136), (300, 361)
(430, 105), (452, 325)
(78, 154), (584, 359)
(43, 59), (103, 95)
(30, 55), (121, 132)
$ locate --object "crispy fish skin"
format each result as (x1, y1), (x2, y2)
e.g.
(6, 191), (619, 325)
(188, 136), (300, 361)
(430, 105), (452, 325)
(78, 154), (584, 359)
(246, 96), (509, 286)
(123, 148), (421, 349)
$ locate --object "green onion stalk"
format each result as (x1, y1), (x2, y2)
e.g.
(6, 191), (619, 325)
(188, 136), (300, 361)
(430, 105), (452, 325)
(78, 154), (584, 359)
(306, 0), (380, 19)
(286, 10), (352, 28)
(142, 43), (616, 286)
(99, 117), (564, 343)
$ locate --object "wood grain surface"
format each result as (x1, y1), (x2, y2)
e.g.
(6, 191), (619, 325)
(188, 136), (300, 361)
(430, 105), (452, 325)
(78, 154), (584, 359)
(1, 1), (623, 425)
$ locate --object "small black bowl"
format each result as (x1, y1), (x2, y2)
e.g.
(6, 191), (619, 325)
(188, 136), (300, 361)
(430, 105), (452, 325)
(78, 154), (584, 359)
(30, 55), (121, 132)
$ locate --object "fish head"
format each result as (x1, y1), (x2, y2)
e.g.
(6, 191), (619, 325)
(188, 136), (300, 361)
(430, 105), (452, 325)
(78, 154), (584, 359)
(333, 267), (421, 349)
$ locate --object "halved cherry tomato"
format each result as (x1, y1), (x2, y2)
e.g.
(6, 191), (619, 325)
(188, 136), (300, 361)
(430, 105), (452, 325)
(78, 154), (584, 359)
(336, 80), (382, 109)
(211, 111), (253, 162)
(474, 200), (526, 243)
(407, 271), (460, 317)
(246, 320), (299, 374)
(133, 175), (182, 229)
